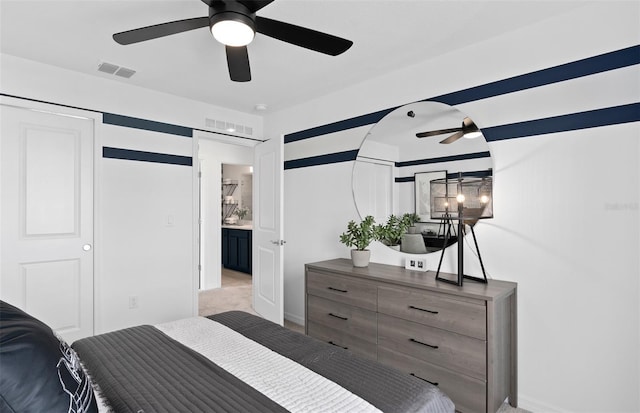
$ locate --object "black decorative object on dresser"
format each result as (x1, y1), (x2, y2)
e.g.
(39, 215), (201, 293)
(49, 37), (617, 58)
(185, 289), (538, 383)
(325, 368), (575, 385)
(305, 258), (517, 413)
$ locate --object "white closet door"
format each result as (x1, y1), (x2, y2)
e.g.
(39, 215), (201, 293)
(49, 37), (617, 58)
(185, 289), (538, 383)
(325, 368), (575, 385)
(1, 103), (94, 342)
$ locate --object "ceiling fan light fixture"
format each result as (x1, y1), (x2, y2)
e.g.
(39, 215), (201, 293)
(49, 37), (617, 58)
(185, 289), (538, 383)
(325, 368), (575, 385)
(463, 120), (482, 139)
(210, 13), (255, 47)
(463, 130), (482, 139)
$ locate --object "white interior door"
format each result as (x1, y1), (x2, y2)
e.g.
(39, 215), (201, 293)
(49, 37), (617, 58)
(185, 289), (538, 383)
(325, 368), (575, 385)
(252, 136), (283, 325)
(0, 103), (94, 342)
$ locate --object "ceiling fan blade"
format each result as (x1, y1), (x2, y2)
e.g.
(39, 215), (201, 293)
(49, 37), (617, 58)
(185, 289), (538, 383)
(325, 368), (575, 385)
(255, 16), (353, 56)
(113, 17), (209, 45)
(440, 131), (465, 144)
(416, 127), (462, 138)
(200, 0), (224, 7)
(238, 0), (276, 13)
(226, 46), (251, 82)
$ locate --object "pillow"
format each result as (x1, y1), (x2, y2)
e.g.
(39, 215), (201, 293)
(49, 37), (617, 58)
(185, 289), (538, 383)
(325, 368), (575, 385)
(0, 300), (98, 413)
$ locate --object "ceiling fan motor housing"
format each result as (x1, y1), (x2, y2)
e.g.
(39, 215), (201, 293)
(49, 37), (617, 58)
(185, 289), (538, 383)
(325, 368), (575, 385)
(209, 2), (256, 35)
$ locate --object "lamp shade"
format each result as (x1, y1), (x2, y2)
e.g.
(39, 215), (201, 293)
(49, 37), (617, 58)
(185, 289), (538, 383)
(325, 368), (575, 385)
(430, 175), (493, 220)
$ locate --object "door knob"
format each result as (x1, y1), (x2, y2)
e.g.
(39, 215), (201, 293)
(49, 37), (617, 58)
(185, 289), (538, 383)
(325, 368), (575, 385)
(270, 240), (286, 246)
(82, 244), (92, 251)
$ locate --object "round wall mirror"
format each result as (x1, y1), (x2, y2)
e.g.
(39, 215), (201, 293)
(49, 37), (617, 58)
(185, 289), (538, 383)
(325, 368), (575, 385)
(352, 101), (493, 254)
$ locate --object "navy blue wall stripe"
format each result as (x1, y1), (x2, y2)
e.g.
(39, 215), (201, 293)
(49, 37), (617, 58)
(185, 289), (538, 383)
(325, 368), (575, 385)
(429, 45), (640, 106)
(103, 113), (193, 138)
(286, 150), (492, 171)
(103, 147), (193, 166)
(395, 176), (416, 183)
(284, 150), (358, 170)
(285, 109), (393, 144)
(284, 45), (639, 144)
(395, 169), (493, 183)
(395, 151), (491, 168)
(285, 101), (638, 170)
(483, 102), (640, 141)
(446, 170), (493, 179)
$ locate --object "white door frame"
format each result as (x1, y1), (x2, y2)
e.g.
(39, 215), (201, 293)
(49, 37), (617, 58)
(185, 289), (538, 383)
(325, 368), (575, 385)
(196, 132), (257, 293)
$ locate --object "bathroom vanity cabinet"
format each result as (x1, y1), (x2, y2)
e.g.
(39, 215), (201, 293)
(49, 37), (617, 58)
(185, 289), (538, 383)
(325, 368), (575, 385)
(222, 227), (252, 274)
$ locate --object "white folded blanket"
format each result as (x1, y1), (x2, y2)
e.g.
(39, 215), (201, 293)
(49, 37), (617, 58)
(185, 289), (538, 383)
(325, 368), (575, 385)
(156, 316), (382, 413)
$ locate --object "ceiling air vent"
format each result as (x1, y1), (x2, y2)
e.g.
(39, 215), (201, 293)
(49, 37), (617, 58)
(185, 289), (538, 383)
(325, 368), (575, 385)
(205, 118), (253, 136)
(115, 67), (136, 78)
(97, 62), (119, 74)
(97, 61), (136, 79)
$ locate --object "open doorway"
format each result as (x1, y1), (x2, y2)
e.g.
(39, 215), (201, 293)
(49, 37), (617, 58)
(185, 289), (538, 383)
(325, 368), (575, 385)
(202, 163), (256, 315)
(198, 135), (253, 300)
(197, 134), (289, 327)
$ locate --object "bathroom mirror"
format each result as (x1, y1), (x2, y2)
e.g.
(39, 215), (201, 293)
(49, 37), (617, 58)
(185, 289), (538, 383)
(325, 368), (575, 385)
(352, 101), (493, 254)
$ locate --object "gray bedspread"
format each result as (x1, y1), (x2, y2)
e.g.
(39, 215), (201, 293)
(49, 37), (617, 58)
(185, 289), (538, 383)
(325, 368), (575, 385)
(73, 311), (454, 413)
(73, 323), (288, 413)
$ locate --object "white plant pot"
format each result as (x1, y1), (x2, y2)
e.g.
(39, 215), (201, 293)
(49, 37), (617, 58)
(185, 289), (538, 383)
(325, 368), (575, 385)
(351, 249), (371, 267)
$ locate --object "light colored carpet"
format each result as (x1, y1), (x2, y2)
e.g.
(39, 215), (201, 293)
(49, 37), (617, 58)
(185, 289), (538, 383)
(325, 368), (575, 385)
(198, 268), (302, 332)
(199, 283), (257, 316)
(199, 269), (257, 316)
(199, 268), (526, 412)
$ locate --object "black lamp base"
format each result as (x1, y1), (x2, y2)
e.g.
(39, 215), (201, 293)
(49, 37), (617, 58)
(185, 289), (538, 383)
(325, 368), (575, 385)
(435, 221), (487, 287)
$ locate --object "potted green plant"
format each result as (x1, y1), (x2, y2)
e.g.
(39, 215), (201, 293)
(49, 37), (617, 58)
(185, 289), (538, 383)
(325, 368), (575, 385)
(402, 212), (421, 233)
(339, 215), (377, 267)
(233, 207), (250, 225)
(374, 215), (407, 250)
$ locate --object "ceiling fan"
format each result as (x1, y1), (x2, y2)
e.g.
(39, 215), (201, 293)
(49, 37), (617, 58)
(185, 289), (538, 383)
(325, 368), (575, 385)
(112, 0), (353, 82)
(415, 117), (482, 144)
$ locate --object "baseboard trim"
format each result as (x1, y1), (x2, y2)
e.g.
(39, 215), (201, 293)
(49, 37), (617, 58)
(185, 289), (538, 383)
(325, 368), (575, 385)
(518, 393), (570, 413)
(284, 311), (305, 327)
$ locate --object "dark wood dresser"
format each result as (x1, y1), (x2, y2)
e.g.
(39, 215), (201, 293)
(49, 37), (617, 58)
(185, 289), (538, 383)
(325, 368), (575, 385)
(305, 258), (517, 413)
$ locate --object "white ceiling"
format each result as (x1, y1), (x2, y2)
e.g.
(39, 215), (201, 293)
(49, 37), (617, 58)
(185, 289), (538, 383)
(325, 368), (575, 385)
(1, 0), (587, 114)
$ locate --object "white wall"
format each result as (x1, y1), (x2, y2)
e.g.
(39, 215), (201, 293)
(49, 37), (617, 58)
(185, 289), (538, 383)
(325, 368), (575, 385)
(98, 125), (194, 333)
(266, 2), (639, 412)
(1, 54), (263, 332)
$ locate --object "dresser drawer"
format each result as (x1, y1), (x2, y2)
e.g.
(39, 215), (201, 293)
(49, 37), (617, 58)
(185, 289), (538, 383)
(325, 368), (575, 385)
(378, 346), (486, 413)
(307, 269), (377, 311)
(378, 285), (486, 339)
(307, 320), (377, 360)
(378, 313), (486, 380)
(307, 295), (377, 343)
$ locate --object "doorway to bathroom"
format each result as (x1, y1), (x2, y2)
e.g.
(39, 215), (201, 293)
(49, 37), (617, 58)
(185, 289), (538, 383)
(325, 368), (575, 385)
(197, 133), (284, 325)
(217, 163), (254, 313)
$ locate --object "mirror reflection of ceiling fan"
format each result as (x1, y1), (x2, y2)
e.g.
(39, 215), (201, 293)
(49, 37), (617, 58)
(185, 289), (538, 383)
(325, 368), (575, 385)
(112, 0), (353, 82)
(415, 117), (482, 144)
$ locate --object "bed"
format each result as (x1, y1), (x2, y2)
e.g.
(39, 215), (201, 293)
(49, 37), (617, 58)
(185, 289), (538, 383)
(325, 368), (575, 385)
(0, 300), (454, 413)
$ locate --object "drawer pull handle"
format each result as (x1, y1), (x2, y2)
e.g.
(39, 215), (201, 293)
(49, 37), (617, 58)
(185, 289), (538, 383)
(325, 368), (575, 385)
(328, 313), (348, 321)
(409, 338), (439, 349)
(409, 305), (439, 315)
(328, 286), (348, 293)
(328, 341), (348, 350)
(410, 373), (439, 386)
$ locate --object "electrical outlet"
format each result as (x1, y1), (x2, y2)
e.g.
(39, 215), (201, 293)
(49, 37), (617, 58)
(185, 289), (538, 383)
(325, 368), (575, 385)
(405, 258), (428, 272)
(129, 296), (139, 309)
